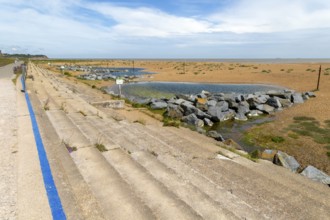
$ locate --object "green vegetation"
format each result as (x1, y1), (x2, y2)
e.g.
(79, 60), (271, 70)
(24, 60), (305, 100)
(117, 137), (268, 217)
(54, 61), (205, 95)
(2, 53), (47, 59)
(293, 116), (316, 121)
(286, 68), (294, 73)
(43, 98), (50, 111)
(64, 71), (72, 77)
(133, 118), (146, 125)
(0, 57), (14, 67)
(288, 117), (330, 145)
(95, 143), (107, 152)
(63, 141), (77, 152)
(306, 68), (316, 72)
(242, 126), (286, 149)
(239, 64), (250, 67)
(249, 149), (260, 159)
(162, 117), (180, 128)
(261, 69), (271, 73)
(271, 136), (285, 143)
(79, 110), (87, 116)
(217, 145), (258, 162)
(324, 68), (330, 75)
(288, 132), (299, 139)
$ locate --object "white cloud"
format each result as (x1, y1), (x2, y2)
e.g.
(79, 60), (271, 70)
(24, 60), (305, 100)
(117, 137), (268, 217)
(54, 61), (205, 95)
(87, 3), (213, 37)
(208, 0), (330, 33)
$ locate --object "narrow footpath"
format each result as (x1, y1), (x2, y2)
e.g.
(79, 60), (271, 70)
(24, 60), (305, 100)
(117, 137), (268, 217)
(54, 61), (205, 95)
(0, 63), (53, 219)
(0, 64), (19, 219)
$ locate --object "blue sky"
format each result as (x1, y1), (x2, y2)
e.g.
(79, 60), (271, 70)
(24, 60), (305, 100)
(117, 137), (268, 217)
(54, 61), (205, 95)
(0, 0), (330, 58)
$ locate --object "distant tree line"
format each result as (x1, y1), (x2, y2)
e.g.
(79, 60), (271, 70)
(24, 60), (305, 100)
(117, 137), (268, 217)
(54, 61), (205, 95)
(1, 53), (48, 59)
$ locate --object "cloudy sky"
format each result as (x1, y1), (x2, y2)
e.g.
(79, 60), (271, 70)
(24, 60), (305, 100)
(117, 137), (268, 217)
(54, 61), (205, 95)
(0, 0), (330, 58)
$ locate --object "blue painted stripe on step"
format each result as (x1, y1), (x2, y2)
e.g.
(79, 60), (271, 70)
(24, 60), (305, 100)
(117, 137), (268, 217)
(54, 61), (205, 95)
(21, 76), (66, 220)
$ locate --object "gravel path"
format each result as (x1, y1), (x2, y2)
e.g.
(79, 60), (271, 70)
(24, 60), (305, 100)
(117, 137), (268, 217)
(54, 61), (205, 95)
(0, 64), (18, 219)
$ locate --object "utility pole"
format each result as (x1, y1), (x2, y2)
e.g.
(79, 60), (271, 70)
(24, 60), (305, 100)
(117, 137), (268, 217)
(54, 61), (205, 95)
(316, 65), (322, 91)
(183, 60), (186, 74)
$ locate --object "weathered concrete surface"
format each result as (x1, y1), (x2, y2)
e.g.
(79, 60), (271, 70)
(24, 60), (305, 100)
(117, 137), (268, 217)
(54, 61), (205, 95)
(0, 62), (52, 220)
(0, 64), (18, 219)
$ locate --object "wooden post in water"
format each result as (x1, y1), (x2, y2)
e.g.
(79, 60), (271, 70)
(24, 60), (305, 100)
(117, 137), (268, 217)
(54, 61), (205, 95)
(316, 65), (322, 91)
(132, 60), (135, 74)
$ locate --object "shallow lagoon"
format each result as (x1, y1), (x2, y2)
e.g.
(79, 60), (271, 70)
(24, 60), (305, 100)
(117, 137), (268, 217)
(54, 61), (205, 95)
(107, 81), (285, 99)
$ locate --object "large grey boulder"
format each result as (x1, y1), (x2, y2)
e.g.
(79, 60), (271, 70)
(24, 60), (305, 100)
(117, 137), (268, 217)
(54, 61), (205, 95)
(255, 104), (275, 114)
(223, 93), (236, 102)
(210, 93), (225, 101)
(166, 104), (184, 119)
(207, 99), (217, 107)
(266, 90), (288, 99)
(195, 108), (208, 119)
(247, 110), (263, 117)
(227, 100), (239, 110)
(182, 113), (204, 127)
(300, 165), (330, 185)
(291, 93), (304, 104)
(237, 101), (250, 114)
(256, 95), (270, 104)
(247, 95), (269, 108)
(235, 94), (245, 102)
(278, 98), (293, 108)
(173, 98), (186, 105)
(208, 106), (235, 122)
(273, 151), (300, 173)
(207, 106), (225, 122)
(305, 91), (316, 98)
(203, 118), (214, 127)
(266, 97), (282, 108)
(150, 101), (168, 109)
(207, 130), (225, 141)
(215, 101), (229, 112)
(235, 112), (248, 121)
(181, 101), (198, 116)
(133, 98), (151, 105)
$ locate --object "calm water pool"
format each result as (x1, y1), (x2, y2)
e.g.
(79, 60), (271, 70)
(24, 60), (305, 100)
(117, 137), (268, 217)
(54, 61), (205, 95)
(107, 81), (285, 99)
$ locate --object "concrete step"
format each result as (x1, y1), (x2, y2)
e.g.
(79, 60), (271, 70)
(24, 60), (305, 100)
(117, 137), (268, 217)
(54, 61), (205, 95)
(139, 123), (330, 214)
(197, 156), (330, 219)
(46, 110), (92, 149)
(91, 121), (263, 219)
(103, 149), (203, 220)
(131, 151), (243, 220)
(44, 112), (156, 219)
(71, 147), (155, 220)
(106, 123), (298, 218)
(127, 123), (330, 218)
(66, 113), (117, 150)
